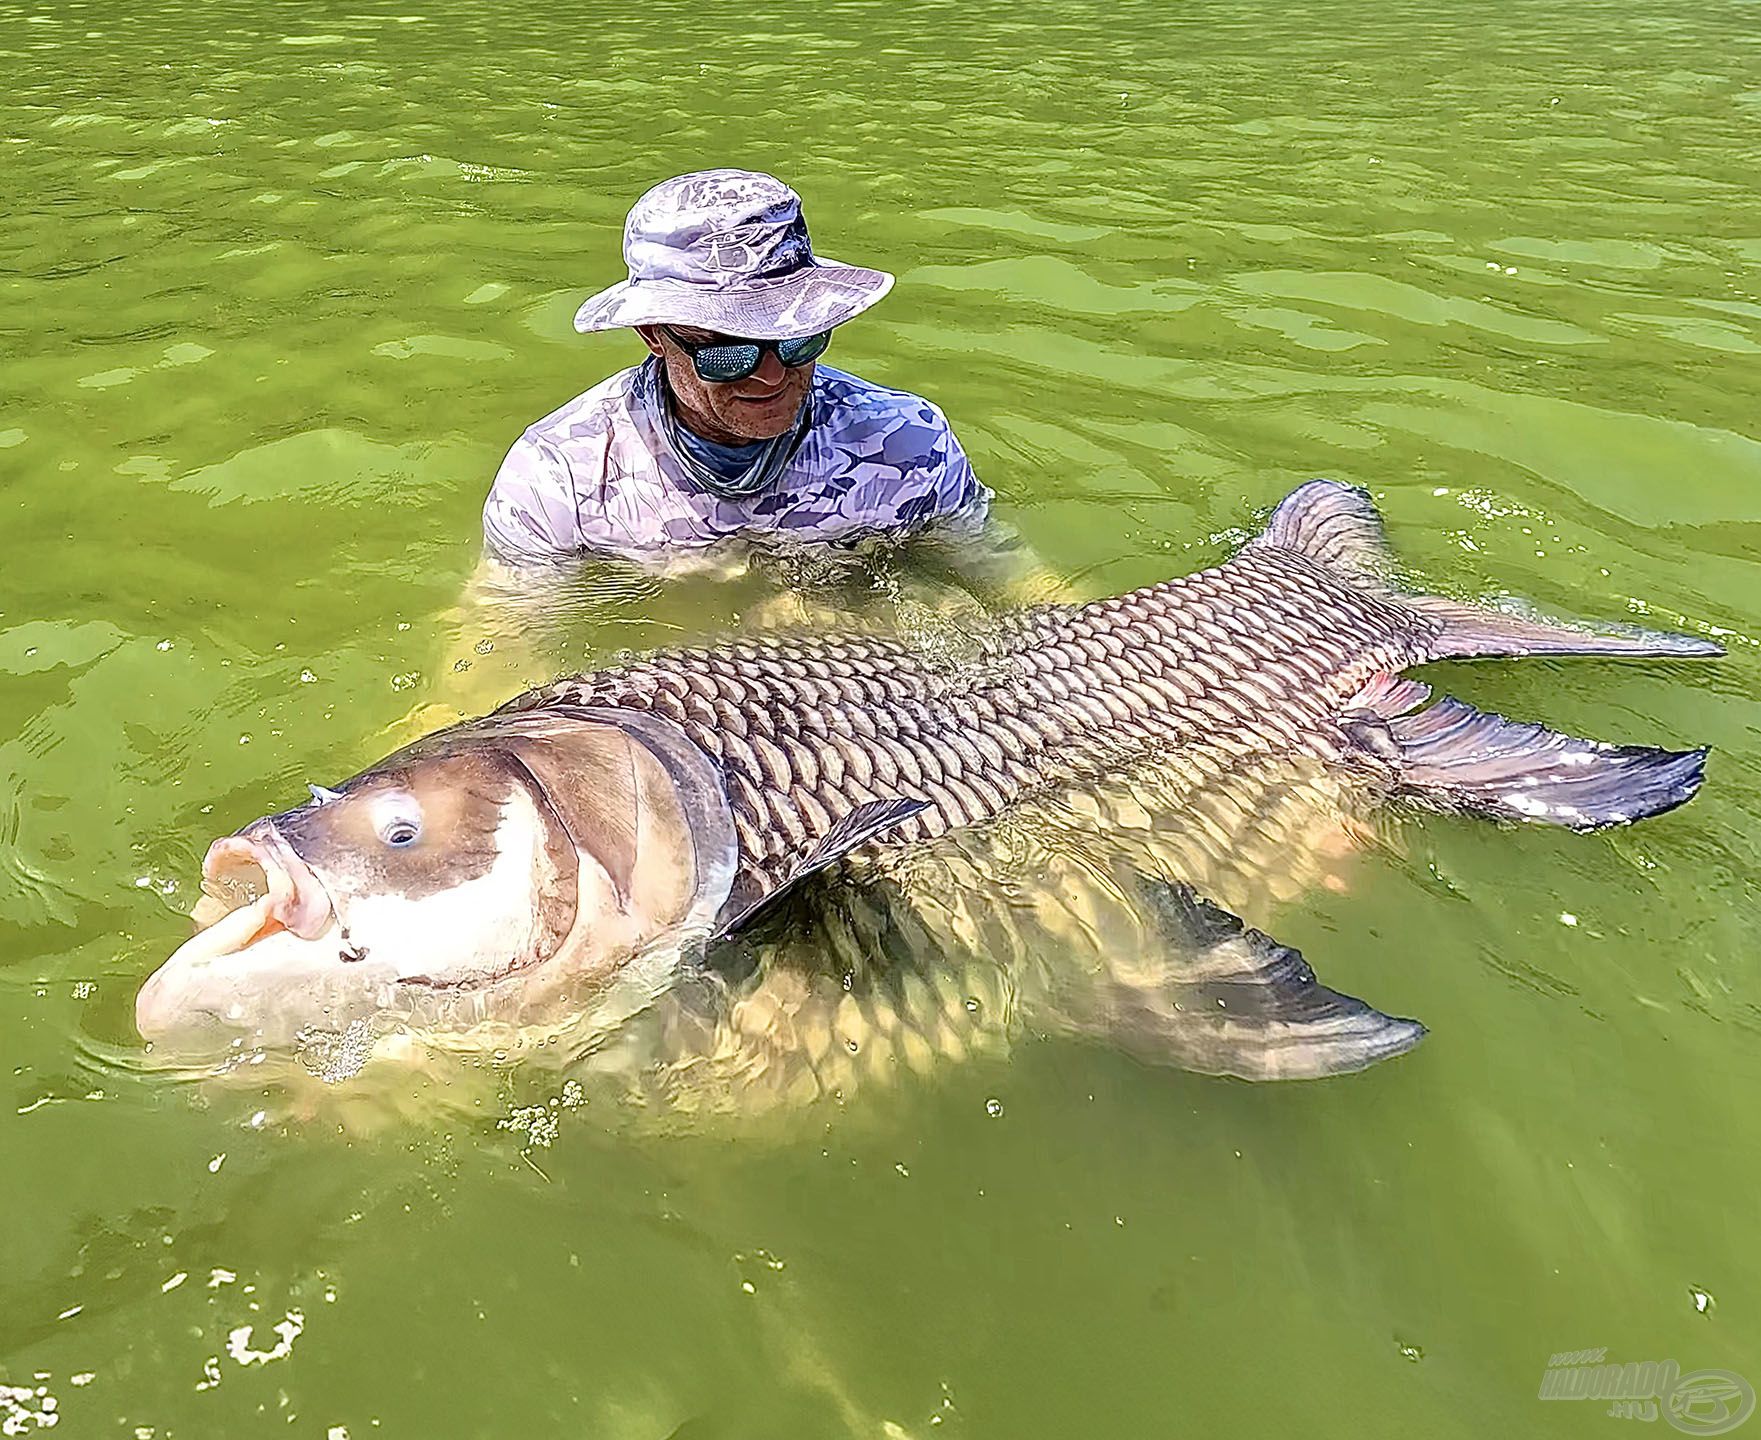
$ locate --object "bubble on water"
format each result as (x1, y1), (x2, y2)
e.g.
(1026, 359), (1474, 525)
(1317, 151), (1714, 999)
(299, 669), (317, 683)
(388, 672), (419, 692)
(984, 1097), (1004, 1118)
(294, 1019), (374, 1083)
(894, 1162), (910, 1178)
(0, 1379), (60, 1433)
(1690, 1284), (1715, 1316)
(499, 1103), (559, 1148)
(207, 1154), (225, 1174)
(1396, 1338), (1425, 1363)
(225, 1309), (304, 1366)
(474, 638), (494, 655)
(1559, 912), (1579, 927)
(155, 639), (173, 652)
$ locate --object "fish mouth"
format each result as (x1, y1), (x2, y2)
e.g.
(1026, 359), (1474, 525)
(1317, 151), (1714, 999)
(197, 825), (335, 944)
(162, 823), (337, 979)
(136, 825), (343, 1045)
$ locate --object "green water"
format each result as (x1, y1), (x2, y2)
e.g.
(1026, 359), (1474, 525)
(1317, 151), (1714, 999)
(4, 0), (1759, 1433)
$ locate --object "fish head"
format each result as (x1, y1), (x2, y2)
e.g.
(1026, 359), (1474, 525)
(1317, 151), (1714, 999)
(136, 707), (737, 1054)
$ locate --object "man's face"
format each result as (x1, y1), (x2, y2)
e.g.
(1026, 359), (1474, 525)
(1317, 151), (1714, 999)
(638, 325), (815, 444)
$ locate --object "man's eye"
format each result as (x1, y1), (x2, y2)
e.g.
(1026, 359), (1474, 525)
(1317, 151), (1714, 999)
(384, 822), (420, 847)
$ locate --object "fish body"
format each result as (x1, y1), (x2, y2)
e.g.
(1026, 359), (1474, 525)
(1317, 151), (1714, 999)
(514, 480), (1709, 915)
(136, 483), (1718, 1093)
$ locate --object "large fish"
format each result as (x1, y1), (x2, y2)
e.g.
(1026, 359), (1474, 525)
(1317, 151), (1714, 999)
(136, 482), (1717, 1094)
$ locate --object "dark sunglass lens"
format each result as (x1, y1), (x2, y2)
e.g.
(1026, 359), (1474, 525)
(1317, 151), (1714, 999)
(692, 343), (762, 382)
(776, 331), (831, 367)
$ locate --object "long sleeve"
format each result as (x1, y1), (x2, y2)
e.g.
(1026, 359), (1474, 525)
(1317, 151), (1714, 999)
(482, 430), (583, 563)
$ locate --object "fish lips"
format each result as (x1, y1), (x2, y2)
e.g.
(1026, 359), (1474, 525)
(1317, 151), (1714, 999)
(200, 822), (337, 942)
(135, 822), (345, 1046)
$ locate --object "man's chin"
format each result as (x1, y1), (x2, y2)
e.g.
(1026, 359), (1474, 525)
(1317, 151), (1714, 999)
(725, 387), (805, 433)
(722, 401), (792, 429)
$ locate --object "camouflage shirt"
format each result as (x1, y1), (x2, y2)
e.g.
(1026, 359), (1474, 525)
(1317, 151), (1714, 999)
(483, 359), (990, 564)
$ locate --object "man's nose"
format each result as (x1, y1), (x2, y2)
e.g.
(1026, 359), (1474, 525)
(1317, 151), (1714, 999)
(750, 348), (787, 385)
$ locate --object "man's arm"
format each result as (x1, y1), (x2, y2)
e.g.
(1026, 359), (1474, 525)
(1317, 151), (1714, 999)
(481, 429), (583, 565)
(382, 434), (587, 746)
(912, 411), (1075, 608)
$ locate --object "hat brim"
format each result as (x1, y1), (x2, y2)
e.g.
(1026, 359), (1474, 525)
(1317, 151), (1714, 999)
(572, 257), (895, 340)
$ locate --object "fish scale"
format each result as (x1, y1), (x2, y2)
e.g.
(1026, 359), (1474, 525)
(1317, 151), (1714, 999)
(509, 538), (1435, 909)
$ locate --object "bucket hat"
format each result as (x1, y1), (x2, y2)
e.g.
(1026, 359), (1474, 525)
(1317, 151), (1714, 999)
(572, 169), (895, 341)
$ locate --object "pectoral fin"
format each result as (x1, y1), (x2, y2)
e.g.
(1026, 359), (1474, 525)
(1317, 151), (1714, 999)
(1055, 879), (1426, 1081)
(713, 796), (931, 940)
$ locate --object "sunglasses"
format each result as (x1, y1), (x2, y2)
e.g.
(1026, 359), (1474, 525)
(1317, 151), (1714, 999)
(660, 326), (832, 383)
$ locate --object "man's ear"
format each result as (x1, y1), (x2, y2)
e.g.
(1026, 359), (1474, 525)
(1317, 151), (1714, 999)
(634, 325), (666, 358)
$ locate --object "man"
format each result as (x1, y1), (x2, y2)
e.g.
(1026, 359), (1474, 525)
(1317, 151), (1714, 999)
(483, 168), (993, 566)
(392, 169), (1051, 749)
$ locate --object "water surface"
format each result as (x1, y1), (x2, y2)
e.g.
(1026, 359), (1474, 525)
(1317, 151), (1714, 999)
(3, 0), (1759, 1434)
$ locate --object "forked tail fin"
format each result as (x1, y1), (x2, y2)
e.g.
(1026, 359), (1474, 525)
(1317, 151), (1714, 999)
(1343, 679), (1708, 829)
(1404, 595), (1724, 661)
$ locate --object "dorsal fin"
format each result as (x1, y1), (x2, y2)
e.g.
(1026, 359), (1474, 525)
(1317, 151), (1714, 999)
(1249, 480), (1391, 580)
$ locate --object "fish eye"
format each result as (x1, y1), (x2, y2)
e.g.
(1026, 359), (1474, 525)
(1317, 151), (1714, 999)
(369, 791), (424, 849)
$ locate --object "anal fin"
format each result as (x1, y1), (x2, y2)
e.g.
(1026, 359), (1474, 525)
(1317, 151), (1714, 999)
(1366, 695), (1707, 830)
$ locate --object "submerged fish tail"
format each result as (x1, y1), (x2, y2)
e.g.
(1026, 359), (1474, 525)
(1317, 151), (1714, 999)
(1251, 481), (1717, 828)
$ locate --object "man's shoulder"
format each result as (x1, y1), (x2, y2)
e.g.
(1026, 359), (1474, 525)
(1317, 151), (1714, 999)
(518, 364), (647, 450)
(813, 365), (955, 430)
